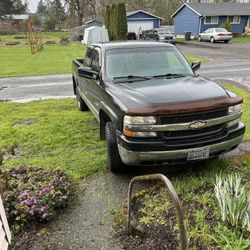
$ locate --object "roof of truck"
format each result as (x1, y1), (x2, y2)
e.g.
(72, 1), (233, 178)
(91, 41), (175, 50)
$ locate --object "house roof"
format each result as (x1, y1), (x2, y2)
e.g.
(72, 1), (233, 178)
(85, 19), (102, 25)
(127, 10), (163, 20)
(4, 14), (29, 20)
(172, 3), (250, 17)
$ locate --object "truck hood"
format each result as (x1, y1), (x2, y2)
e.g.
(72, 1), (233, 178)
(107, 76), (237, 115)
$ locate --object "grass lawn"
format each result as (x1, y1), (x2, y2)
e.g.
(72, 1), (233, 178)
(0, 31), (70, 42)
(0, 99), (105, 180)
(232, 35), (250, 44)
(223, 83), (250, 140)
(0, 43), (85, 77)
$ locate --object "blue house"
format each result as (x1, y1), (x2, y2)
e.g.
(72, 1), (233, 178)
(172, 3), (250, 35)
(127, 10), (163, 35)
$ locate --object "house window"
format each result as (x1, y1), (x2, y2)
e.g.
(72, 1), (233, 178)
(228, 16), (241, 24)
(204, 16), (218, 24)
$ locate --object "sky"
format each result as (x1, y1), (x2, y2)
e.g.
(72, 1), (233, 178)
(27, 0), (40, 13)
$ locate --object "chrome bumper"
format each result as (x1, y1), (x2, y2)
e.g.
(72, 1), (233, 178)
(118, 135), (244, 165)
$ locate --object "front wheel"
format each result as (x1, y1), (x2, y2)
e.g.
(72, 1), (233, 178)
(210, 37), (215, 43)
(198, 36), (202, 42)
(105, 122), (125, 173)
(224, 40), (229, 43)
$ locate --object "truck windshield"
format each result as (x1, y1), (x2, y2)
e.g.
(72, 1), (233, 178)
(106, 47), (194, 81)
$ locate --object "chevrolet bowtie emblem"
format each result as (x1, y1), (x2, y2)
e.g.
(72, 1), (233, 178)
(190, 121), (207, 130)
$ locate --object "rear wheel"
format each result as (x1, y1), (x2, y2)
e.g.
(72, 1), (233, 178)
(76, 90), (88, 111)
(210, 37), (215, 43)
(105, 122), (124, 173)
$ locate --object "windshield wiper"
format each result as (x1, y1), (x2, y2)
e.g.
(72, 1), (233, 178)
(152, 73), (188, 79)
(113, 75), (151, 82)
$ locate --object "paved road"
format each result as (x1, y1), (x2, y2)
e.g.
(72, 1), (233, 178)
(178, 42), (250, 92)
(0, 42), (249, 102)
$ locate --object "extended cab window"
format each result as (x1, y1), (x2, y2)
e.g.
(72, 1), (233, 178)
(91, 50), (100, 72)
(83, 48), (93, 67)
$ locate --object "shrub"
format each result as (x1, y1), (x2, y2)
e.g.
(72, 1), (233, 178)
(0, 167), (72, 231)
(214, 174), (250, 232)
(220, 20), (232, 32)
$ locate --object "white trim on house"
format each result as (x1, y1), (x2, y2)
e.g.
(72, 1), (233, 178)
(171, 3), (202, 18)
(227, 15), (241, 24)
(127, 10), (163, 20)
(204, 16), (219, 25)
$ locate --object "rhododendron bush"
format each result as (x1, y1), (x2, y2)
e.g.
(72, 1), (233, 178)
(0, 167), (72, 231)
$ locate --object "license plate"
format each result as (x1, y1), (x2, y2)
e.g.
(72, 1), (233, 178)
(187, 146), (210, 161)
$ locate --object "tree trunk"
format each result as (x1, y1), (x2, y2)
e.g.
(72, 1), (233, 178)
(77, 12), (83, 26)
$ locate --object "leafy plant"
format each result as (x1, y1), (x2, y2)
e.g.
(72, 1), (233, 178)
(220, 20), (232, 32)
(214, 174), (250, 232)
(0, 167), (72, 231)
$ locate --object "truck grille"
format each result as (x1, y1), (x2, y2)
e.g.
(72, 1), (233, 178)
(163, 124), (225, 139)
(160, 109), (228, 124)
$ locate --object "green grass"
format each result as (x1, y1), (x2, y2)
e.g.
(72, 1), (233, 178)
(0, 31), (70, 42)
(0, 99), (105, 180)
(185, 54), (208, 64)
(223, 83), (250, 140)
(0, 43), (85, 77)
(232, 35), (250, 44)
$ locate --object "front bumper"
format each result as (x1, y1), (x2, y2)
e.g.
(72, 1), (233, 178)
(117, 122), (245, 166)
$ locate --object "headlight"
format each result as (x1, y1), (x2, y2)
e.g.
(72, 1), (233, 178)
(124, 115), (156, 125)
(123, 115), (157, 138)
(228, 104), (242, 114)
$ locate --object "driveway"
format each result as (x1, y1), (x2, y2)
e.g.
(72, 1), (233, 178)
(0, 42), (249, 102)
(177, 42), (250, 91)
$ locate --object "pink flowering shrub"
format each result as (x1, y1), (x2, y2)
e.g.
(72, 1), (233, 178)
(0, 167), (72, 231)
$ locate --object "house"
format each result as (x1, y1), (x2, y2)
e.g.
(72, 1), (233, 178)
(172, 3), (250, 35)
(85, 19), (103, 27)
(127, 10), (163, 35)
(2, 14), (29, 32)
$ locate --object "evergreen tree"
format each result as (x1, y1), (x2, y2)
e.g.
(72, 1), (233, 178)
(36, 0), (47, 14)
(115, 3), (127, 40)
(110, 4), (117, 40)
(105, 5), (110, 37)
(50, 0), (65, 22)
(0, 0), (27, 18)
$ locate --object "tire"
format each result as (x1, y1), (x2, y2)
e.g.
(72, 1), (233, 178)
(198, 36), (202, 42)
(105, 122), (124, 173)
(210, 37), (215, 43)
(76, 90), (88, 111)
(224, 40), (229, 43)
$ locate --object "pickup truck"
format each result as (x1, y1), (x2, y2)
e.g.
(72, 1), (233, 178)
(72, 41), (245, 173)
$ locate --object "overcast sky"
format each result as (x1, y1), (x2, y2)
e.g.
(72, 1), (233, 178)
(27, 0), (40, 13)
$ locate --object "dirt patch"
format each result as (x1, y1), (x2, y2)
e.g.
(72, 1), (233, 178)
(14, 119), (38, 126)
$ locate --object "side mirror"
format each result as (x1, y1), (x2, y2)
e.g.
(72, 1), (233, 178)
(191, 61), (201, 72)
(78, 67), (99, 80)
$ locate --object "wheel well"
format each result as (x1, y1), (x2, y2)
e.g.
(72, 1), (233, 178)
(72, 76), (77, 95)
(99, 110), (112, 140)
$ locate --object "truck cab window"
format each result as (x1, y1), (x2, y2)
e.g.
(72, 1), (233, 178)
(83, 48), (93, 67)
(91, 50), (100, 72)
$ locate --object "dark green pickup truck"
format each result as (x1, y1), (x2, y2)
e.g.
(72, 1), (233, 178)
(72, 41), (245, 172)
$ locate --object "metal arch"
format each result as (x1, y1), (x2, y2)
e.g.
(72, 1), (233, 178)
(127, 173), (188, 250)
